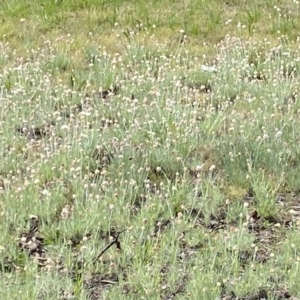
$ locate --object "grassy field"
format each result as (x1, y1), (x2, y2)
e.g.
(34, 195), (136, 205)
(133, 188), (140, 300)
(2, 0), (300, 299)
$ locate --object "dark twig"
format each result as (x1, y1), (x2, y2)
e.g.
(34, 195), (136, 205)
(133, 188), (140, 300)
(92, 229), (127, 264)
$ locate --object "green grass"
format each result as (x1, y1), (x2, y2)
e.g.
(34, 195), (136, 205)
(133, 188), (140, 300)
(1, 0), (300, 57)
(2, 0), (300, 299)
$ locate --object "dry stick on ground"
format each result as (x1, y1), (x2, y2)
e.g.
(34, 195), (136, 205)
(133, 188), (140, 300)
(92, 229), (127, 265)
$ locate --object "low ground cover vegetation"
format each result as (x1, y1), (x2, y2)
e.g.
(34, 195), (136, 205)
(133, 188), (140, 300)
(2, 0), (300, 299)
